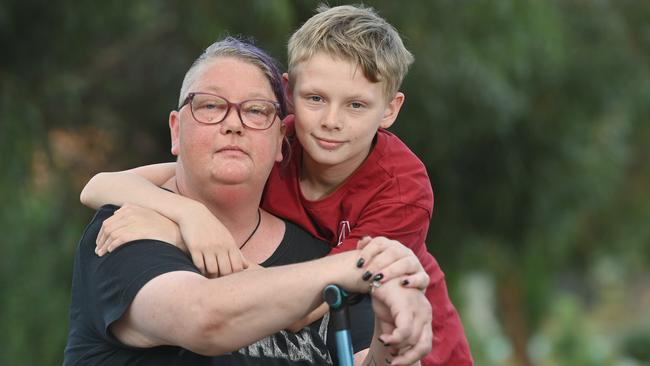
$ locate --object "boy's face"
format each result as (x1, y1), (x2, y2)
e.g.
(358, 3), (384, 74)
(288, 53), (404, 176)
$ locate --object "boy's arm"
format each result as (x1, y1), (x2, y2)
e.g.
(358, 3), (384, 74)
(80, 163), (241, 277)
(96, 204), (186, 254)
(335, 203), (472, 366)
(360, 279), (430, 366)
(81, 162), (179, 211)
(285, 302), (329, 333)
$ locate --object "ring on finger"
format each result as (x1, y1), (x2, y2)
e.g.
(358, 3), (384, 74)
(369, 280), (382, 293)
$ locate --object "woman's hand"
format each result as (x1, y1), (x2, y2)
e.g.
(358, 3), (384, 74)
(356, 236), (430, 291)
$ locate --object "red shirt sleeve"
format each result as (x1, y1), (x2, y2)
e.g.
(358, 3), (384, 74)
(331, 202), (473, 365)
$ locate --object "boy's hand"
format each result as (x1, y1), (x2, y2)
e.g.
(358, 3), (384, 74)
(176, 203), (247, 278)
(371, 279), (432, 366)
(356, 236), (429, 291)
(96, 204), (184, 256)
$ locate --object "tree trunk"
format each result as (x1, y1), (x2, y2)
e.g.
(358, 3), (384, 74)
(498, 273), (534, 366)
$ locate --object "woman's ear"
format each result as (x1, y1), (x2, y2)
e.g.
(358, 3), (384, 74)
(169, 111), (180, 156)
(379, 92), (405, 129)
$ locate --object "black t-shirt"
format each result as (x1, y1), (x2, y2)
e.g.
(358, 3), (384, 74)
(63, 205), (373, 365)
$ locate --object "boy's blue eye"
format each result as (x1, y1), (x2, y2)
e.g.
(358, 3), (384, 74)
(350, 102), (363, 109)
(309, 95), (323, 103)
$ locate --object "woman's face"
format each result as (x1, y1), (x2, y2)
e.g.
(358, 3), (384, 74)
(170, 56), (285, 193)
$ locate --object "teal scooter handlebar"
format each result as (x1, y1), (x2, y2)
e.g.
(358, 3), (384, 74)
(323, 285), (354, 366)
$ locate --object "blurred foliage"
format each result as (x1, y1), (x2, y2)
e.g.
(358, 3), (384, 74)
(1, 0), (649, 365)
(623, 325), (650, 362)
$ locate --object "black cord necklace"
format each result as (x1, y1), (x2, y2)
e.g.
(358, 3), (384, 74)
(175, 178), (261, 250)
(240, 209), (261, 249)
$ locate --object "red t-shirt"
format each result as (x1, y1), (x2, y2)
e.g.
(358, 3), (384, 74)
(262, 122), (473, 366)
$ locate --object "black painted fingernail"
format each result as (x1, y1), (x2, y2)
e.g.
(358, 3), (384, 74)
(373, 273), (384, 281)
(378, 336), (390, 346)
(362, 271), (373, 281)
(356, 258), (365, 268)
(385, 358), (392, 365)
(401, 279), (410, 286)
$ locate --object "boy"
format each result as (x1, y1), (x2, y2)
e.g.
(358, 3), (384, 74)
(82, 5), (473, 365)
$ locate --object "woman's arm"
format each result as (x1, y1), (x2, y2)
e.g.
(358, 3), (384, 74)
(112, 250), (369, 355)
(111, 250), (429, 363)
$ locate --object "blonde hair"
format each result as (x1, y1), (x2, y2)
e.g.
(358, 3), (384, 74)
(288, 4), (414, 99)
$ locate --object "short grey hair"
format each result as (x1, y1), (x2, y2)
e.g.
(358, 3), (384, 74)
(178, 37), (287, 117)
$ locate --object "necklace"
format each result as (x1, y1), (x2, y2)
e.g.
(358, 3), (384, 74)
(175, 177), (260, 250)
(240, 209), (261, 249)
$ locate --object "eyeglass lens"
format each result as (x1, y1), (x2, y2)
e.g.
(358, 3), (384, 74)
(191, 94), (276, 129)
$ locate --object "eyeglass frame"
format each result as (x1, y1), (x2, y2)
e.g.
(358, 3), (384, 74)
(179, 92), (281, 131)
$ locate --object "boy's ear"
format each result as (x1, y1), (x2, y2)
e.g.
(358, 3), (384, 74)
(275, 122), (287, 163)
(169, 110), (180, 156)
(379, 92), (405, 129)
(282, 73), (295, 113)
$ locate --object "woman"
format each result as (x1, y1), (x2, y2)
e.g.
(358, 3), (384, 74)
(64, 37), (431, 366)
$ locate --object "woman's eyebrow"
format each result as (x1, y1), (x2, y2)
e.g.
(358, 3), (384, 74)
(198, 86), (274, 101)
